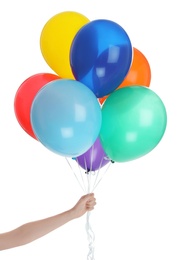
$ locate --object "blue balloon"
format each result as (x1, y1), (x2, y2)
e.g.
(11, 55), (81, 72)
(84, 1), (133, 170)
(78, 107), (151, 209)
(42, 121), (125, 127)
(70, 19), (133, 98)
(31, 79), (102, 157)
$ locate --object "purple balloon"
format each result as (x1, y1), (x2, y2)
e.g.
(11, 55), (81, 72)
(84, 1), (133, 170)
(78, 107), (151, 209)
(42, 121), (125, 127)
(76, 137), (110, 171)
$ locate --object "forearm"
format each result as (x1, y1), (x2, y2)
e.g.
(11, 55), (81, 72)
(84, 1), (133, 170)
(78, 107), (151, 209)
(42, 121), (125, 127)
(0, 209), (75, 251)
(17, 209), (75, 244)
(0, 193), (96, 251)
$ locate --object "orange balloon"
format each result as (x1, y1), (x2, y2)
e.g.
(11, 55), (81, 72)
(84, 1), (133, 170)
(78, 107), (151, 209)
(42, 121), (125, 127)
(99, 47), (151, 105)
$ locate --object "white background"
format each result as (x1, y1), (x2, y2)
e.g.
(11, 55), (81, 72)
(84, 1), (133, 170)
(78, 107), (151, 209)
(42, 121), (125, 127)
(0, 0), (181, 259)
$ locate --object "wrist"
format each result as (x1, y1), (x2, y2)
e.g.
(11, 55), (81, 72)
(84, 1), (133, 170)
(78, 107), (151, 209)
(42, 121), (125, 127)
(66, 208), (77, 221)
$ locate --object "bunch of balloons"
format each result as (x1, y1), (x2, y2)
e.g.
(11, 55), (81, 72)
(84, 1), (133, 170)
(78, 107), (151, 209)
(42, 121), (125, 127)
(14, 11), (167, 171)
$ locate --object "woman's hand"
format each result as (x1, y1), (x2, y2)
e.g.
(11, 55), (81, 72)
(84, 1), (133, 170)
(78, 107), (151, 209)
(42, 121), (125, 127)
(71, 193), (96, 219)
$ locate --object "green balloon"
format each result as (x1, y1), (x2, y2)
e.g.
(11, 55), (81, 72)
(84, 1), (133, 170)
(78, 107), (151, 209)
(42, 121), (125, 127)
(100, 86), (167, 162)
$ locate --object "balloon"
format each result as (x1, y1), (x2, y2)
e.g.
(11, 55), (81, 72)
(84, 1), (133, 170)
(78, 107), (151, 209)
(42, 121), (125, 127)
(31, 79), (102, 157)
(100, 86), (167, 162)
(70, 19), (132, 98)
(99, 47), (151, 104)
(40, 11), (90, 79)
(14, 73), (60, 139)
(76, 137), (110, 171)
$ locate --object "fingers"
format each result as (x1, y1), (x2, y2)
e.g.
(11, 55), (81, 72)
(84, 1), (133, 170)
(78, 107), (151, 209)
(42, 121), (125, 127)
(80, 193), (96, 211)
(86, 194), (96, 211)
(81, 193), (95, 201)
(86, 203), (96, 211)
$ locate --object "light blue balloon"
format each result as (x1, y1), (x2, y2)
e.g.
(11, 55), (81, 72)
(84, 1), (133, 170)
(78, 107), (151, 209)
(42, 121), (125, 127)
(31, 79), (102, 157)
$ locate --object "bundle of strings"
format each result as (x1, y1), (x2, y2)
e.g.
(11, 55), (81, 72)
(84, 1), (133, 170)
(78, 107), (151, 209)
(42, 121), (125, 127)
(86, 211), (95, 260)
(65, 154), (113, 259)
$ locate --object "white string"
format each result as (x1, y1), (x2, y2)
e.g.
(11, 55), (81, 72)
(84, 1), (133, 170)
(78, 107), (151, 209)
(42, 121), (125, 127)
(85, 171), (95, 260)
(64, 152), (113, 260)
(86, 210), (95, 260)
(65, 157), (86, 192)
(92, 160), (112, 192)
(90, 144), (94, 172)
(75, 157), (87, 192)
(91, 156), (105, 191)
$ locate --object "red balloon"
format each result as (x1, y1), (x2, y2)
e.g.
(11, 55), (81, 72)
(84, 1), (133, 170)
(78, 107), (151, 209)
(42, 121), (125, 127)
(14, 73), (60, 139)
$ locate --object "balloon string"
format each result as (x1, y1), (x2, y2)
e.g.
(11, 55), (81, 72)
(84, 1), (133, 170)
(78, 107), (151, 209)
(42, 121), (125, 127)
(86, 158), (111, 260)
(65, 153), (113, 260)
(76, 157), (87, 192)
(90, 144), (94, 172)
(91, 156), (105, 191)
(65, 157), (86, 192)
(92, 160), (112, 192)
(86, 172), (95, 260)
(83, 155), (88, 172)
(86, 211), (95, 260)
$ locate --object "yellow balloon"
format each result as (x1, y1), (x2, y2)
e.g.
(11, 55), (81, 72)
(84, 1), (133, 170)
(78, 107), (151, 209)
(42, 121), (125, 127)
(40, 11), (90, 79)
